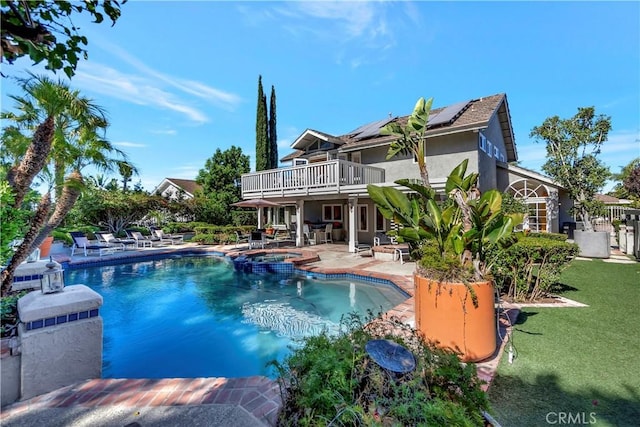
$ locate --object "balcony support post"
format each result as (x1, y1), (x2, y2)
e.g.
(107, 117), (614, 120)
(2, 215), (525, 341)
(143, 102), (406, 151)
(296, 200), (305, 247)
(348, 197), (358, 253)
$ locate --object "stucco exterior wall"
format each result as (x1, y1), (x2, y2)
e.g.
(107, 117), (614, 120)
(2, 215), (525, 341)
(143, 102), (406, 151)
(358, 133), (480, 187)
(17, 285), (103, 401)
(1, 340), (20, 406)
(478, 117), (509, 191)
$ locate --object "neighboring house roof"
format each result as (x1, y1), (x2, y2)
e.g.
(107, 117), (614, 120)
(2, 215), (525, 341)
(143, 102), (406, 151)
(153, 178), (202, 198)
(595, 194), (632, 204)
(281, 93), (517, 163)
(503, 163), (562, 188)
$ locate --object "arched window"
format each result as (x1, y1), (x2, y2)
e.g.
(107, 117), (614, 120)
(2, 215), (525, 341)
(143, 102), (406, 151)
(507, 179), (550, 233)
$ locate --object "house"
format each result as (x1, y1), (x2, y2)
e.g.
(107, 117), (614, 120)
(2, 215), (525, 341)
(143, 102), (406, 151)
(240, 93), (572, 252)
(153, 178), (202, 201)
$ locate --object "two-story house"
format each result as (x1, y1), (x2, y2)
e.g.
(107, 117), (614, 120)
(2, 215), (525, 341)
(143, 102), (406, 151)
(240, 93), (572, 252)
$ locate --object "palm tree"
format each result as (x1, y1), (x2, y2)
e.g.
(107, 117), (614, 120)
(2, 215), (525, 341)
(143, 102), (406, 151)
(1, 73), (134, 295)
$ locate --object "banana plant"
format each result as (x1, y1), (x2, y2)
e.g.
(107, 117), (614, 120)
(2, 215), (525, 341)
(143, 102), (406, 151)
(368, 159), (523, 281)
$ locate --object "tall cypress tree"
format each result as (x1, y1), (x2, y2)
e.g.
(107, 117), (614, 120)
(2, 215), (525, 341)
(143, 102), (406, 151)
(255, 75), (269, 171)
(268, 85), (278, 169)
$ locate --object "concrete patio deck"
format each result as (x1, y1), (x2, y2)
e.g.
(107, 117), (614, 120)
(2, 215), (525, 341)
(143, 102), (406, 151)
(1, 241), (519, 426)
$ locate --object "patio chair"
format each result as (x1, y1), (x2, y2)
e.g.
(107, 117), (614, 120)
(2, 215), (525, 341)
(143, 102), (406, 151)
(269, 228), (296, 248)
(249, 231), (266, 249)
(320, 223), (333, 244)
(374, 232), (397, 246)
(153, 229), (184, 245)
(303, 224), (316, 245)
(394, 246), (410, 264)
(69, 231), (113, 257)
(235, 231), (250, 248)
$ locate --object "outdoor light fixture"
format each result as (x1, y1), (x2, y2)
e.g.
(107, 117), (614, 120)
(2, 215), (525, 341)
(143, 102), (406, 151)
(40, 257), (64, 294)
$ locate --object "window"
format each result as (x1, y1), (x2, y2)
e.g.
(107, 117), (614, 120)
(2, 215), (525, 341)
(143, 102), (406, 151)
(375, 207), (386, 232)
(479, 134), (487, 152)
(293, 158), (308, 166)
(358, 205), (368, 232)
(323, 204), (343, 222)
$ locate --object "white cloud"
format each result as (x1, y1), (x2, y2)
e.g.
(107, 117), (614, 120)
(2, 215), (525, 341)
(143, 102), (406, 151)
(151, 129), (178, 136)
(97, 40), (242, 111)
(114, 141), (147, 148)
(74, 63), (209, 123)
(242, 1), (399, 68)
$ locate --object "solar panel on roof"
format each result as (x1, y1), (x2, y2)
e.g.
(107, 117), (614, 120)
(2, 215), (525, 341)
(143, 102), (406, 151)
(348, 117), (394, 140)
(427, 100), (470, 127)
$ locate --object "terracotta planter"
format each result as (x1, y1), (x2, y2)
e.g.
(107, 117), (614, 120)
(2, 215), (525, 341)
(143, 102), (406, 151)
(38, 236), (54, 259)
(265, 228), (274, 236)
(414, 274), (496, 362)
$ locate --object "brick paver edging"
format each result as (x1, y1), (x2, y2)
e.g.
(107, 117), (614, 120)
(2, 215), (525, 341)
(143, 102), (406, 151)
(0, 376), (282, 426)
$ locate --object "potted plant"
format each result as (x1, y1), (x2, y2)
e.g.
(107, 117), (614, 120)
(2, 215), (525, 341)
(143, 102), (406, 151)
(367, 97), (522, 362)
(369, 160), (522, 361)
(264, 223), (274, 235)
(530, 106), (612, 258)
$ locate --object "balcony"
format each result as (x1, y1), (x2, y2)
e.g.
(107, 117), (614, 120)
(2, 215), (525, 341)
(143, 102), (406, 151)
(241, 160), (385, 198)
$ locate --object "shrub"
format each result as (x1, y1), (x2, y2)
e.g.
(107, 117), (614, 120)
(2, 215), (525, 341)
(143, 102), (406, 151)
(164, 221), (204, 234)
(1, 291), (28, 338)
(489, 236), (579, 301)
(526, 232), (568, 241)
(270, 312), (489, 426)
(191, 225), (254, 245)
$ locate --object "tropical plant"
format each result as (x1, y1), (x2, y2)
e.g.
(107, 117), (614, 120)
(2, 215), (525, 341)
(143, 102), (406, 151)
(0, 74), (131, 295)
(368, 159), (523, 282)
(530, 106), (611, 232)
(380, 97), (433, 187)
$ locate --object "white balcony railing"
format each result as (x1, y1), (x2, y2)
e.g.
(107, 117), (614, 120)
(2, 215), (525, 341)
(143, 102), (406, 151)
(241, 160), (385, 198)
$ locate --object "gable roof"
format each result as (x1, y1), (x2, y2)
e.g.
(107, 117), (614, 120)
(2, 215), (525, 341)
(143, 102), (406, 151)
(281, 93), (517, 163)
(153, 178), (202, 198)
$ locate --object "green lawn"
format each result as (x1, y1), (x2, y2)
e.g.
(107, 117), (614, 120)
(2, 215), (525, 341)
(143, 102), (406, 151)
(488, 259), (640, 426)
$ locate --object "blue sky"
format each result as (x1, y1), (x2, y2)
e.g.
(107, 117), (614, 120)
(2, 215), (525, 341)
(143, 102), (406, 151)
(2, 1), (639, 193)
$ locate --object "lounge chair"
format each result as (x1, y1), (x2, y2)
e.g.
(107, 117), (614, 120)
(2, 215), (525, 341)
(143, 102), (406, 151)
(69, 231), (113, 257)
(249, 231), (266, 249)
(95, 232), (136, 251)
(374, 232), (397, 246)
(126, 230), (155, 248)
(153, 229), (184, 245)
(354, 243), (372, 256)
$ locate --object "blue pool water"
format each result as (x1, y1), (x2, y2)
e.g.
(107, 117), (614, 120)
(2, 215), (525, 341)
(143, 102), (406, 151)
(66, 255), (407, 379)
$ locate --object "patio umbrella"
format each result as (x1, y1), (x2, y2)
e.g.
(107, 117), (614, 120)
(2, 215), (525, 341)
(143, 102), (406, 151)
(231, 198), (282, 228)
(231, 199), (282, 208)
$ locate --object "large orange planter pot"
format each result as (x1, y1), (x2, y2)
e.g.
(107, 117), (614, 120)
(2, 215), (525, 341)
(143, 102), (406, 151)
(414, 274), (496, 362)
(38, 236), (54, 259)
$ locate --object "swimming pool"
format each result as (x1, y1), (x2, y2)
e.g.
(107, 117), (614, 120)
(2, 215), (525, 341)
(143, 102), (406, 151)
(66, 255), (407, 379)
